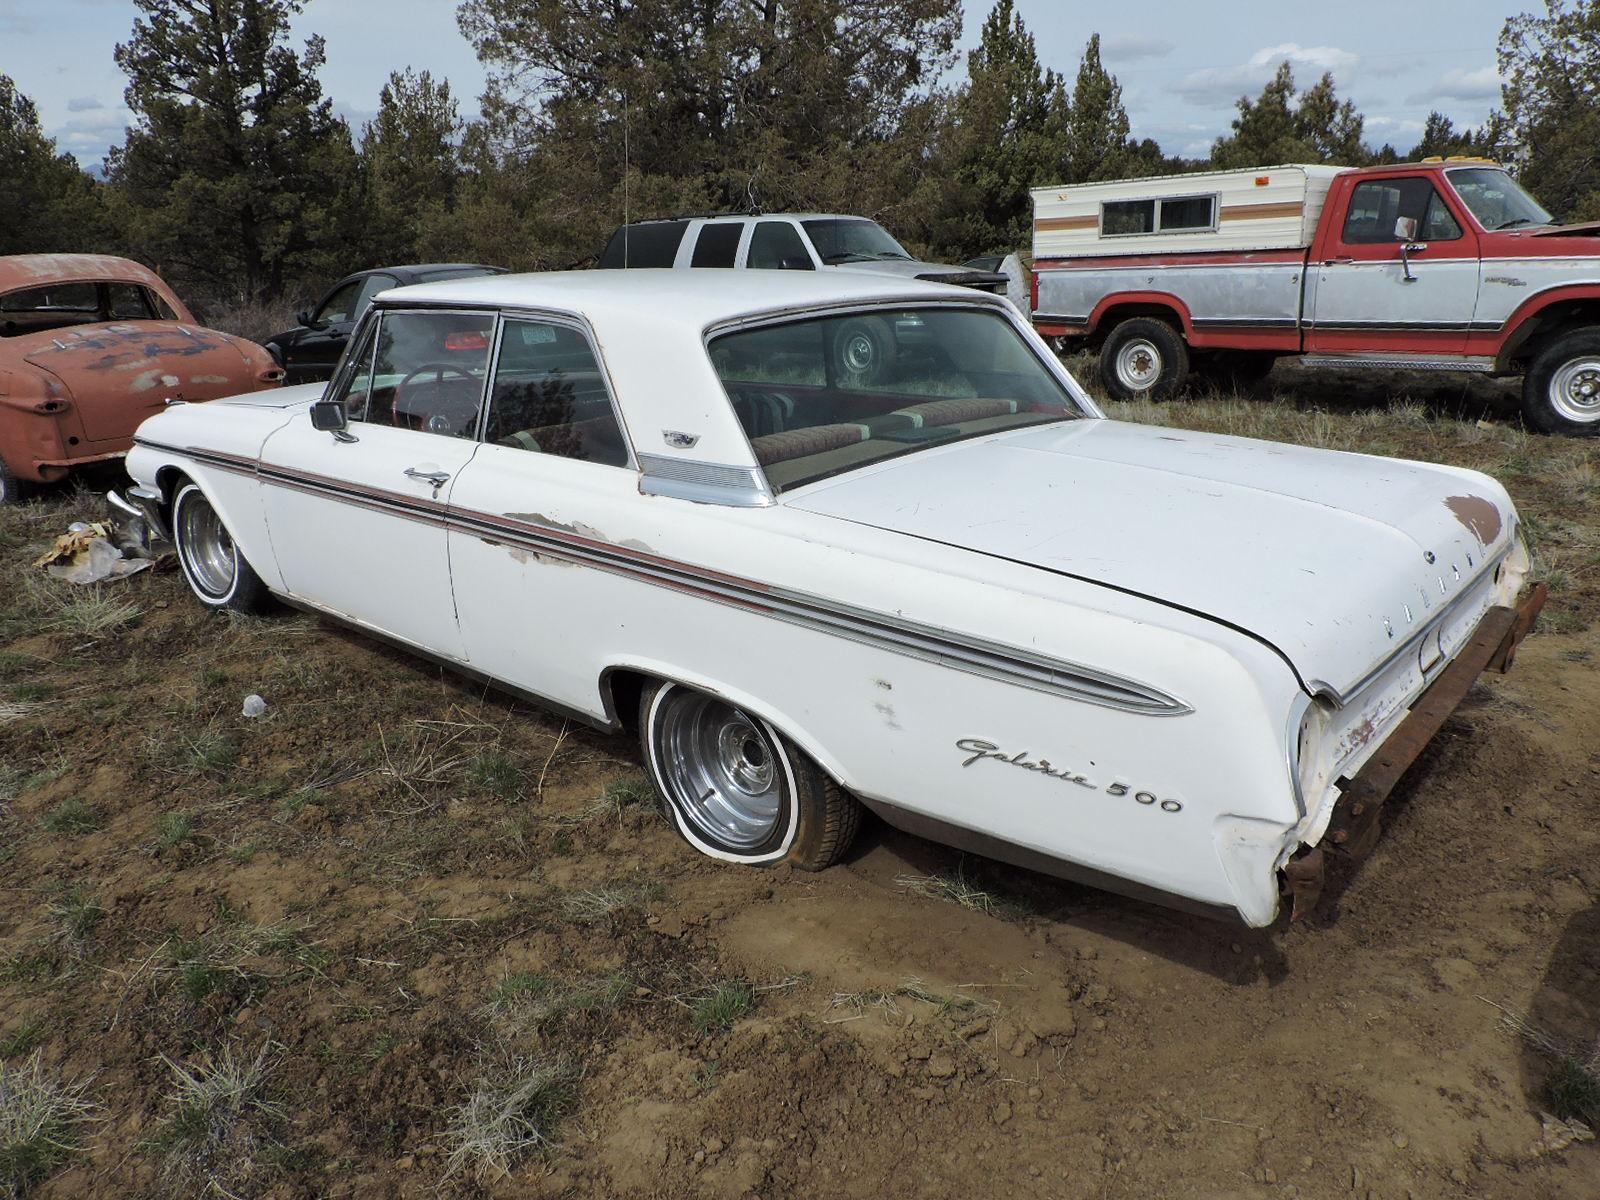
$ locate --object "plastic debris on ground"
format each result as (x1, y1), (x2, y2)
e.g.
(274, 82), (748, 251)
(241, 694), (267, 718)
(32, 514), (171, 585)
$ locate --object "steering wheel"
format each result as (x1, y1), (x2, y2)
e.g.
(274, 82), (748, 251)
(392, 362), (479, 434)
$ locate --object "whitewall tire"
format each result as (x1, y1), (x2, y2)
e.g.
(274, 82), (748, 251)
(171, 482), (274, 614)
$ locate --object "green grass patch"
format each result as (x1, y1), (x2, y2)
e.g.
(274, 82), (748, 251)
(692, 980), (755, 1036)
(37, 799), (104, 836)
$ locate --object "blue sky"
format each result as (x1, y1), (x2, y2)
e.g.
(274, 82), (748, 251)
(1, 0), (1513, 167)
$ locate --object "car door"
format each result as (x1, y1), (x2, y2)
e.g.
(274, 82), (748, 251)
(446, 315), (639, 711)
(1307, 175), (1481, 355)
(258, 307), (497, 660)
(288, 276), (366, 383)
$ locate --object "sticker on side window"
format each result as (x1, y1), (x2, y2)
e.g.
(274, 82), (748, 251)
(517, 325), (557, 345)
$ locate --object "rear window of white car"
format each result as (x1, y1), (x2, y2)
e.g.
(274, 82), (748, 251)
(709, 307), (1081, 490)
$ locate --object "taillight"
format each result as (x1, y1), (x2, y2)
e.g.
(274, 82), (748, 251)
(445, 331), (489, 351)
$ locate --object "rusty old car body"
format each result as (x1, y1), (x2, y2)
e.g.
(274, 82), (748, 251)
(0, 254), (282, 502)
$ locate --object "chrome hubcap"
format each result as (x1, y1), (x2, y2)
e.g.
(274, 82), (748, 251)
(1550, 358), (1600, 423)
(1114, 338), (1162, 391)
(178, 494), (237, 597)
(654, 689), (783, 851)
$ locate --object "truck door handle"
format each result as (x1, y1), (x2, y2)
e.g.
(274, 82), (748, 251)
(1329, 256), (1354, 264)
(404, 467), (450, 488)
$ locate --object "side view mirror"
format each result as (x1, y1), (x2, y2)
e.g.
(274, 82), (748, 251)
(1393, 216), (1418, 241)
(296, 309), (314, 327)
(309, 398), (356, 442)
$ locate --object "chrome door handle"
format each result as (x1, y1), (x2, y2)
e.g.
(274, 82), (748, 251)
(404, 467), (450, 487)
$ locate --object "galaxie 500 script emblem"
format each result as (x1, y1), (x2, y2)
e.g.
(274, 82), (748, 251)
(956, 738), (1183, 813)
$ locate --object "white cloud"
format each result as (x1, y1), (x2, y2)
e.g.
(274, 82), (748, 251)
(1174, 43), (1361, 107)
(50, 107), (132, 166)
(1101, 35), (1175, 62)
(66, 95), (105, 112)
(1406, 65), (1501, 105)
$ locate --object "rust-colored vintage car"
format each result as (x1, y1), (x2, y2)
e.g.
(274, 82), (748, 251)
(0, 254), (282, 502)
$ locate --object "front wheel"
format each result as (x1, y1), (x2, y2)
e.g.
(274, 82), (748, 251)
(1098, 318), (1189, 401)
(640, 680), (860, 871)
(0, 455), (27, 506)
(172, 482), (276, 613)
(1523, 329), (1600, 435)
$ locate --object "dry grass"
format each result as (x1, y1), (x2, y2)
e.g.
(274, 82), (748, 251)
(144, 1044), (284, 1197)
(442, 1056), (578, 1181)
(20, 577), (141, 639)
(0, 1052), (99, 1197)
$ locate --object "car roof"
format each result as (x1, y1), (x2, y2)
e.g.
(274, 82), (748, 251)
(373, 270), (1006, 469)
(0, 253), (168, 293)
(621, 214), (878, 225)
(353, 263), (503, 282)
(374, 268), (989, 327)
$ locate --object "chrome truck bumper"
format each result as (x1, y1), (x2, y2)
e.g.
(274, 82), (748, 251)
(1285, 582), (1549, 919)
(107, 485), (172, 546)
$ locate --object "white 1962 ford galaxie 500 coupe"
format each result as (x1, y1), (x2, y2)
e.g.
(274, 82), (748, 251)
(116, 271), (1544, 927)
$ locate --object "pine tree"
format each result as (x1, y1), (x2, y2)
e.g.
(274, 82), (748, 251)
(110, 0), (360, 303)
(0, 76), (112, 255)
(1497, 0), (1600, 220)
(1064, 34), (1132, 182)
(361, 69), (461, 265)
(1211, 62), (1371, 167)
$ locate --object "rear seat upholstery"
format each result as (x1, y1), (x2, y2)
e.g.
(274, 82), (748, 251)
(747, 395), (1020, 466)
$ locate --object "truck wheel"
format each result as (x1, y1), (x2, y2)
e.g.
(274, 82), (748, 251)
(172, 482), (276, 613)
(640, 680), (861, 871)
(1523, 329), (1600, 435)
(1099, 318), (1189, 401)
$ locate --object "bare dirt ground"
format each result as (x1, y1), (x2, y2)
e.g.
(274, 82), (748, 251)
(2, 367), (1597, 1199)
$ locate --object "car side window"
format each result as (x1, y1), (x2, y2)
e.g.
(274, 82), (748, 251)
(105, 283), (157, 320)
(747, 221), (814, 270)
(1342, 178), (1462, 244)
(354, 273), (398, 319)
(360, 311), (496, 438)
(691, 223), (743, 267)
(316, 280), (362, 325)
(483, 319), (629, 467)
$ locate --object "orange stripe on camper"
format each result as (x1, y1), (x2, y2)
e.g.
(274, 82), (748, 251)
(1035, 215), (1098, 232)
(1219, 201), (1304, 221)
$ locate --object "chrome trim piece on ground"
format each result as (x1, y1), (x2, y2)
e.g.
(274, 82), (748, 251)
(135, 436), (1190, 717)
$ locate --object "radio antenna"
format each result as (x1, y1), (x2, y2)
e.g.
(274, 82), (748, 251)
(622, 90), (630, 268)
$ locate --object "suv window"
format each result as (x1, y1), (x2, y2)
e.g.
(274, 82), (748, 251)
(711, 307), (1079, 490)
(316, 279), (362, 325)
(599, 221), (689, 268)
(358, 311), (495, 438)
(354, 273), (399, 318)
(748, 222), (813, 270)
(1342, 178), (1462, 244)
(691, 222), (743, 267)
(484, 320), (628, 466)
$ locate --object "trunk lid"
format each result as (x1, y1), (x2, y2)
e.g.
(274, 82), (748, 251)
(21, 321), (257, 442)
(785, 419), (1515, 698)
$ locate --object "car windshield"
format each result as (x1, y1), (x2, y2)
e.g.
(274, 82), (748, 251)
(802, 218), (913, 264)
(1447, 167), (1554, 230)
(710, 306), (1084, 491)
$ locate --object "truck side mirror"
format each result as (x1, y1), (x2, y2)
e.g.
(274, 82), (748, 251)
(296, 309), (314, 327)
(1393, 217), (1418, 241)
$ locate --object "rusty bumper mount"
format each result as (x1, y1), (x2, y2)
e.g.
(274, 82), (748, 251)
(1286, 582), (1549, 921)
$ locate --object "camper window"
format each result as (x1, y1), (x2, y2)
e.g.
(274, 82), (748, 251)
(1101, 194), (1217, 237)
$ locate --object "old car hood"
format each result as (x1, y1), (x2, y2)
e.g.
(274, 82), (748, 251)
(211, 381), (324, 409)
(1529, 221), (1600, 238)
(785, 419), (1516, 699)
(19, 322), (256, 442)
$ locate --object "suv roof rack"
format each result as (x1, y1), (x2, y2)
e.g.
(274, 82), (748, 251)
(624, 210), (761, 224)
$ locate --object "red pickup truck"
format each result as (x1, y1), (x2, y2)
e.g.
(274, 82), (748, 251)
(1030, 159), (1600, 435)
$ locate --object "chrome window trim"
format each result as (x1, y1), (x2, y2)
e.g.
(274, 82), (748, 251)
(325, 311), (381, 414)
(637, 453), (773, 507)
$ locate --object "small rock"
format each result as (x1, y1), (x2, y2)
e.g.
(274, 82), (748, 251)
(1350, 1165), (1361, 1191)
(884, 1060), (904, 1078)
(232, 1007), (254, 1026)
(693, 1150), (706, 1165)
(958, 1017), (991, 1039)
(1264, 1167), (1278, 1183)
(634, 986), (652, 997)
(1028, 1166), (1041, 1178)
(1449, 1168), (1467, 1185)
(993, 1103), (1012, 1126)
(395, 1155), (414, 1170)
(1091, 1017), (1107, 1032)
(1301, 1156), (1314, 1170)
(705, 1137), (724, 1155)
(1027, 1085), (1043, 1101)
(927, 1055), (957, 1079)
(908, 1045), (931, 1061)
(1393, 1133), (1408, 1149)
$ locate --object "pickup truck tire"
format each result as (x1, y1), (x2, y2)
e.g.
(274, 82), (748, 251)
(1099, 318), (1189, 401)
(1192, 350), (1276, 392)
(640, 680), (861, 871)
(172, 482), (276, 614)
(1523, 329), (1600, 436)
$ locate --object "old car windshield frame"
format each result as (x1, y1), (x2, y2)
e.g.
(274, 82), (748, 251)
(706, 300), (1094, 493)
(1446, 167), (1554, 231)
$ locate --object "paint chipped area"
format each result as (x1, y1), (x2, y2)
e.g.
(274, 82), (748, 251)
(1445, 494), (1502, 546)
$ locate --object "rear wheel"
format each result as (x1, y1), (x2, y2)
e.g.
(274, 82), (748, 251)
(1523, 328), (1600, 435)
(1098, 318), (1189, 401)
(640, 680), (860, 871)
(0, 456), (27, 506)
(172, 482), (275, 613)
